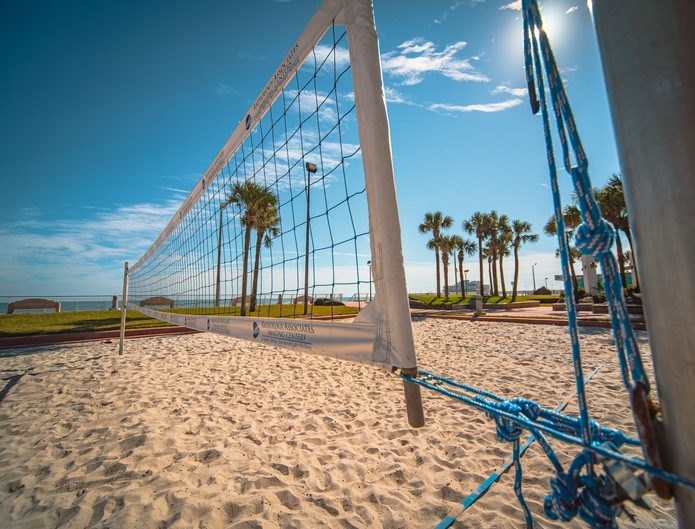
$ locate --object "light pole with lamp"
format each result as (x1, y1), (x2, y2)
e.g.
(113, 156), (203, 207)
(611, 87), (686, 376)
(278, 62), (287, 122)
(463, 269), (469, 297)
(215, 202), (228, 307)
(367, 260), (372, 302)
(545, 277), (548, 289)
(304, 161), (318, 315)
(532, 262), (538, 292)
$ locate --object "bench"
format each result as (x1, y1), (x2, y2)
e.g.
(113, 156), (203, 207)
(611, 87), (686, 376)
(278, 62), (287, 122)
(139, 296), (175, 308)
(7, 298), (61, 314)
(231, 296), (251, 307)
(292, 295), (314, 305)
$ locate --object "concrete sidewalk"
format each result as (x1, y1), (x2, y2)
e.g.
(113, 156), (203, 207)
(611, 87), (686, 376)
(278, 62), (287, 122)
(410, 304), (646, 331)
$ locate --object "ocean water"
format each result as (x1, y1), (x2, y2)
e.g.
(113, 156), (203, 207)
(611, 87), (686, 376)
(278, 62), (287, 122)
(1, 296), (119, 314)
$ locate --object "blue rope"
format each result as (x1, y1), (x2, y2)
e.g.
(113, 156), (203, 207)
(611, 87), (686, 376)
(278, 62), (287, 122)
(419, 1), (689, 526)
(403, 370), (695, 527)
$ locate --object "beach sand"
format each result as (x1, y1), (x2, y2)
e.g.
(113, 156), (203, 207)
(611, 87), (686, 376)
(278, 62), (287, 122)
(0, 318), (677, 528)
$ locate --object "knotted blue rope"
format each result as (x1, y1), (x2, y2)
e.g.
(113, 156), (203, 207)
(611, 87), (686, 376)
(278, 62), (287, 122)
(544, 451), (619, 529)
(521, 0), (669, 524)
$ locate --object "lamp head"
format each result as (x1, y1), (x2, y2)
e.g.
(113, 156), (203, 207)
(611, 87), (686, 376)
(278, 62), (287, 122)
(306, 162), (318, 174)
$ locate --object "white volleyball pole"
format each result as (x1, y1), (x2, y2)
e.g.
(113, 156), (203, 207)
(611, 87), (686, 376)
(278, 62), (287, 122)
(119, 262), (129, 355)
(594, 3), (695, 525)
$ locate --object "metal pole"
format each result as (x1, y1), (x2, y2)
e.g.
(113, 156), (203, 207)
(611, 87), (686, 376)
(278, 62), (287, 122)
(594, 3), (695, 525)
(304, 162), (317, 316)
(532, 263), (537, 292)
(215, 203), (226, 307)
(367, 260), (372, 301)
(118, 261), (128, 355)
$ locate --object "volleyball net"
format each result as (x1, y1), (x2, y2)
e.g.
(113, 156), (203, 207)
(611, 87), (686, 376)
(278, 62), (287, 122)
(121, 0), (423, 423)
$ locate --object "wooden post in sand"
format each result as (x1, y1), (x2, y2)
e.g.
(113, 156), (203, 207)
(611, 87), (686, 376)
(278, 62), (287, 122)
(594, 3), (695, 525)
(119, 262), (129, 355)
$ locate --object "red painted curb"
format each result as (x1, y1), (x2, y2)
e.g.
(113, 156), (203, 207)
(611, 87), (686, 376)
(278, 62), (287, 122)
(0, 326), (200, 349)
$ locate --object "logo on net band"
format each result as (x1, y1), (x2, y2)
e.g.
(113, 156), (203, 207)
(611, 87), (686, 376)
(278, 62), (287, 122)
(245, 114), (252, 130)
(252, 322), (260, 339)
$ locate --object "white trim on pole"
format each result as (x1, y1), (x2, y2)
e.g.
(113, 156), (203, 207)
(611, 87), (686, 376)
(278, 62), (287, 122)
(119, 262), (129, 355)
(594, 3), (695, 525)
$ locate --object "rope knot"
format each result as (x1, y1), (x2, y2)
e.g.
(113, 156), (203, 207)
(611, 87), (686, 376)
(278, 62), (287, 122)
(577, 475), (619, 529)
(492, 400), (524, 443)
(544, 472), (579, 521)
(511, 398), (541, 420)
(574, 218), (614, 259)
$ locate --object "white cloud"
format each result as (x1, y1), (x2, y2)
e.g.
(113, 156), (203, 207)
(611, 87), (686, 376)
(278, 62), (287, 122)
(310, 45), (351, 70)
(381, 38), (489, 86)
(384, 87), (418, 106)
(500, 1), (522, 11)
(565, 6), (578, 14)
(216, 83), (235, 95)
(0, 200), (182, 294)
(492, 85), (528, 97)
(428, 98), (524, 114)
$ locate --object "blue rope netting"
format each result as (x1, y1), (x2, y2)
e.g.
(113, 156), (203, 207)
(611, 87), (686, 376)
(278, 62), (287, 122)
(402, 1), (695, 527)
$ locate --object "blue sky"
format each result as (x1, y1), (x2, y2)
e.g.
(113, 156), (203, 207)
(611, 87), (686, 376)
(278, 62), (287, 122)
(0, 0), (620, 296)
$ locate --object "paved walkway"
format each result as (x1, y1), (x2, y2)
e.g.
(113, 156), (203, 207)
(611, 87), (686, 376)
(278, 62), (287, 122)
(409, 304), (646, 331)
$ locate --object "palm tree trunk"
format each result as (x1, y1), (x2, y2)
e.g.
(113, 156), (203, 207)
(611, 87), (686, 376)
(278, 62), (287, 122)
(435, 248), (441, 298)
(499, 253), (507, 298)
(511, 246), (520, 302)
(240, 228), (252, 316)
(614, 229), (627, 288)
(491, 250), (499, 296)
(453, 257), (458, 298)
(442, 256), (450, 302)
(566, 233), (579, 295)
(458, 254), (465, 298)
(478, 239), (485, 296)
(250, 230), (264, 312)
(622, 227), (640, 289)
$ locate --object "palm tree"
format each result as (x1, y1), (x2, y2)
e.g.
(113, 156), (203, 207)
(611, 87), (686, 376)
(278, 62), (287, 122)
(437, 235), (458, 302)
(497, 223), (512, 298)
(455, 237), (476, 298)
(249, 197), (280, 312)
(419, 211), (453, 297)
(486, 211), (502, 296)
(597, 174), (639, 289)
(510, 220), (539, 302)
(449, 234), (463, 297)
(463, 212), (491, 297)
(224, 181), (276, 316)
(544, 204), (582, 295)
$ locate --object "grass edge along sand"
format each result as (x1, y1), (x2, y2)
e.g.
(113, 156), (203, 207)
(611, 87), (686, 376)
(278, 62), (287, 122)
(0, 305), (359, 338)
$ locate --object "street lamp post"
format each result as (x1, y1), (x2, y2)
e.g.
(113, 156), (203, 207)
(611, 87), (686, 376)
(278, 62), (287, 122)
(464, 269), (469, 297)
(367, 260), (372, 302)
(545, 277), (548, 289)
(532, 262), (538, 292)
(304, 161), (318, 316)
(215, 202), (227, 307)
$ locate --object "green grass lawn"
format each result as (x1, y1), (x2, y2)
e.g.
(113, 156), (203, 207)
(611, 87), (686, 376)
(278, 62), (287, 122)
(0, 305), (360, 338)
(409, 294), (560, 306)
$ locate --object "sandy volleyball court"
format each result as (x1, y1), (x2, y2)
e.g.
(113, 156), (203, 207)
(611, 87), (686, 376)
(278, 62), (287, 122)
(0, 318), (676, 528)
